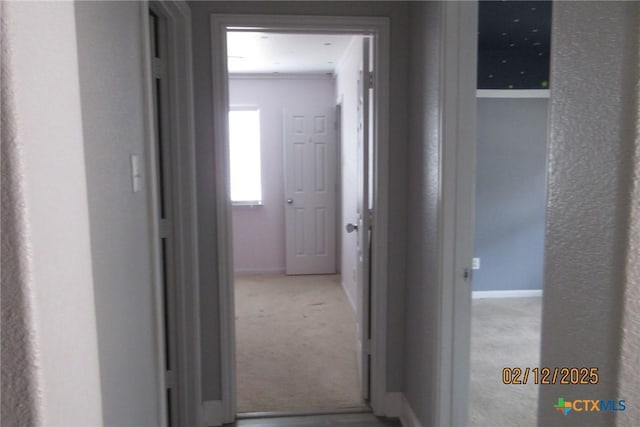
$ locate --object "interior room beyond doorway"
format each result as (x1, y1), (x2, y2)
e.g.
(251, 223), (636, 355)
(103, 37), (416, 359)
(226, 30), (372, 415)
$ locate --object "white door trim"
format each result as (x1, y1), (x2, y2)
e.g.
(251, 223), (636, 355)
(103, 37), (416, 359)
(141, 4), (167, 424)
(210, 14), (390, 423)
(141, 1), (202, 426)
(437, 2), (477, 427)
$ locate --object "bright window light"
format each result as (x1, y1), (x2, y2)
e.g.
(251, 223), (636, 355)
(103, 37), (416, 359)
(228, 109), (262, 204)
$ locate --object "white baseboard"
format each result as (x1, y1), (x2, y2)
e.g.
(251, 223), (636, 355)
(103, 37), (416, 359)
(234, 267), (285, 275)
(342, 280), (357, 312)
(401, 394), (424, 427)
(472, 289), (542, 299)
(202, 400), (223, 427)
(384, 392), (403, 418)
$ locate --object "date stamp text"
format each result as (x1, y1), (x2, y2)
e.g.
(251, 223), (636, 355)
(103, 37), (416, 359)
(502, 367), (599, 385)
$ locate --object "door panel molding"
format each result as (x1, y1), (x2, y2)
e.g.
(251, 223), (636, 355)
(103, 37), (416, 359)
(284, 107), (337, 275)
(210, 14), (391, 422)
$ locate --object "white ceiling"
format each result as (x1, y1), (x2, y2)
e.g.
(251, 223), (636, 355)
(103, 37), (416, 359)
(226, 32), (355, 75)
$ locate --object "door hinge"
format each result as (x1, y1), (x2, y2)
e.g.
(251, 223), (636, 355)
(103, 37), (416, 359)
(165, 370), (175, 388)
(153, 57), (163, 78)
(367, 71), (374, 89)
(363, 339), (371, 355)
(159, 219), (171, 238)
(463, 268), (472, 282)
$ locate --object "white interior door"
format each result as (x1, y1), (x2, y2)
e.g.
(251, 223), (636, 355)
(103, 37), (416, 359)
(347, 37), (373, 400)
(284, 107), (337, 275)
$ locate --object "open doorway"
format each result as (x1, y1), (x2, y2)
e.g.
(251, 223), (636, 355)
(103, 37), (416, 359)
(470, 2), (551, 426)
(226, 31), (366, 414)
(209, 15), (390, 420)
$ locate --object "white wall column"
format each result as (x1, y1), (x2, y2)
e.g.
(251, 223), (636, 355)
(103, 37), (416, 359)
(1, 2), (103, 424)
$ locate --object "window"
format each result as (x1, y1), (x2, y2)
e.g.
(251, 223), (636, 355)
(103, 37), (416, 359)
(228, 108), (262, 205)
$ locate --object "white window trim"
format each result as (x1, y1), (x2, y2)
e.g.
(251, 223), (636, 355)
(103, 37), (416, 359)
(231, 200), (263, 207)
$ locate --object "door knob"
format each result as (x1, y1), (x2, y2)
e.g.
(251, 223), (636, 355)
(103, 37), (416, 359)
(346, 223), (358, 233)
(286, 199), (293, 204)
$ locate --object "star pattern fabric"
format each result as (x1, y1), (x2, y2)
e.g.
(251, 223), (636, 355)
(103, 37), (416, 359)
(478, 1), (551, 89)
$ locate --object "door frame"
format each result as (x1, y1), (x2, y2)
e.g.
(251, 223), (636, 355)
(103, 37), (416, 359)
(210, 14), (390, 423)
(141, 1), (202, 426)
(437, 3), (477, 426)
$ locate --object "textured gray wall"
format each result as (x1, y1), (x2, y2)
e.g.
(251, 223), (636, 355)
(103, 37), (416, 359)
(1, 5), (42, 421)
(474, 98), (548, 292)
(404, 2), (442, 425)
(188, 1), (409, 401)
(75, 2), (161, 425)
(538, 2), (639, 426)
(618, 94), (640, 424)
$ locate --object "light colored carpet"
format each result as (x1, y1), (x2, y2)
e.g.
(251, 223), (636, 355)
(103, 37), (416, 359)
(470, 297), (542, 427)
(234, 274), (364, 413)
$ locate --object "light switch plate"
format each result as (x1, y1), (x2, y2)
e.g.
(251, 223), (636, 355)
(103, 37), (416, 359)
(472, 257), (480, 270)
